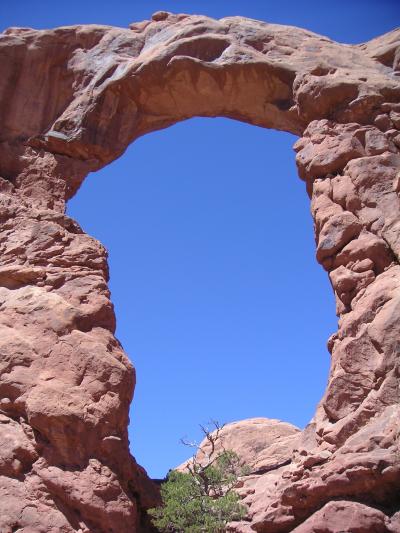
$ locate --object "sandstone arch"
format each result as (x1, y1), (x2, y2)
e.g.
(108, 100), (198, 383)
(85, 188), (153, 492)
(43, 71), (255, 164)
(0, 11), (399, 533)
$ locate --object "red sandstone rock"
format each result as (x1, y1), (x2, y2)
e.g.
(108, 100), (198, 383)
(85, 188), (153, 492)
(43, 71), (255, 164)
(0, 11), (399, 533)
(178, 418), (301, 475)
(290, 501), (389, 533)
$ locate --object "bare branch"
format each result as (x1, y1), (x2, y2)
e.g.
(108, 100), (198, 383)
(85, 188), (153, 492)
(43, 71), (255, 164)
(180, 436), (199, 449)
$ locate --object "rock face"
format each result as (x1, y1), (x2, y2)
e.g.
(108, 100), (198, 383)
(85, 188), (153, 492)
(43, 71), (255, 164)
(0, 10), (399, 533)
(178, 418), (301, 475)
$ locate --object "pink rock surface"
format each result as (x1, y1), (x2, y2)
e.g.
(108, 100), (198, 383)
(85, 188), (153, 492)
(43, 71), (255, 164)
(178, 418), (301, 474)
(290, 501), (389, 533)
(0, 11), (399, 533)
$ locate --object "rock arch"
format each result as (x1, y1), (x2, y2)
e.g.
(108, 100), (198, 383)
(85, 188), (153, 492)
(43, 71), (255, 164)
(0, 11), (399, 532)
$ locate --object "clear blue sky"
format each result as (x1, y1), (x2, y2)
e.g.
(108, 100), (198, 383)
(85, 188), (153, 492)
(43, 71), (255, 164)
(1, 1), (398, 478)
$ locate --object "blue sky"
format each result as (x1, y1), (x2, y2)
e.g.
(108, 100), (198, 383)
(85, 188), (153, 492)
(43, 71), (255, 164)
(1, 1), (399, 478)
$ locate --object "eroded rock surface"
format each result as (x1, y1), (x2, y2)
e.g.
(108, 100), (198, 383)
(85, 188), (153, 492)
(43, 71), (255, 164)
(0, 10), (399, 533)
(178, 418), (301, 475)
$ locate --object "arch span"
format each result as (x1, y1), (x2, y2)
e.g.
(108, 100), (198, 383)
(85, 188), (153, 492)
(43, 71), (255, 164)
(0, 12), (399, 533)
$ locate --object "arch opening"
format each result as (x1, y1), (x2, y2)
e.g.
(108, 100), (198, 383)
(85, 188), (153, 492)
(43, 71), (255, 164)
(67, 116), (336, 478)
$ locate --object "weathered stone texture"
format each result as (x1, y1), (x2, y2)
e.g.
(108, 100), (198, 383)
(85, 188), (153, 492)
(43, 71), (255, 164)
(0, 11), (399, 533)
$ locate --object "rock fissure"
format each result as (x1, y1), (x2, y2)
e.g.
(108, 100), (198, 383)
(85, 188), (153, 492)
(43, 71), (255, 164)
(0, 11), (399, 533)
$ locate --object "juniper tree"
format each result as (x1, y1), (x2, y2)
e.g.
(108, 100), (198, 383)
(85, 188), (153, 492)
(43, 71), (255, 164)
(148, 421), (248, 532)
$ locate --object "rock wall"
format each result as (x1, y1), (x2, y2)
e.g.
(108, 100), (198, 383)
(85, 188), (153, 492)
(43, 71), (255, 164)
(0, 11), (399, 532)
(230, 123), (400, 533)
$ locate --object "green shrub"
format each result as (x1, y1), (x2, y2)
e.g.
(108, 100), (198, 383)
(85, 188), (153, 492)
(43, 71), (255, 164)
(148, 423), (248, 532)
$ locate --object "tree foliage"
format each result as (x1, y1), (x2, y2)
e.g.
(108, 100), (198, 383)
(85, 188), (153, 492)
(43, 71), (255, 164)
(148, 421), (248, 532)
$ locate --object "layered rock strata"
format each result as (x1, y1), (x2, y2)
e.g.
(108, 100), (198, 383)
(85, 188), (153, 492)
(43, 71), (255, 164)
(0, 11), (399, 532)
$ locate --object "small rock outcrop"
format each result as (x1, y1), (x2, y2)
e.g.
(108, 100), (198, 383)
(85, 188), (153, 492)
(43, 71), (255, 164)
(178, 418), (301, 475)
(0, 11), (399, 532)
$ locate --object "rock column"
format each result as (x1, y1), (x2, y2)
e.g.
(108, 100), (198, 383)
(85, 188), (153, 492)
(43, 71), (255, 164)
(233, 117), (400, 532)
(0, 151), (158, 532)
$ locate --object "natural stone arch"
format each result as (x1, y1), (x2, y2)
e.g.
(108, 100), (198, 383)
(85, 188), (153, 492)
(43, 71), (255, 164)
(0, 11), (399, 533)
